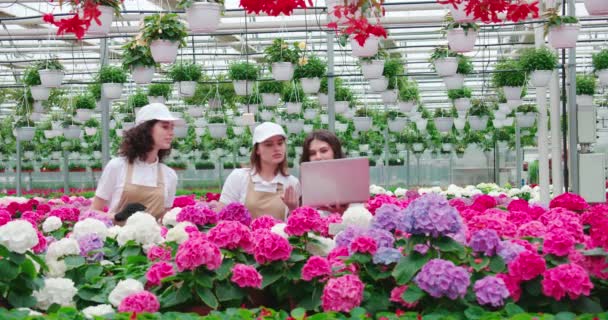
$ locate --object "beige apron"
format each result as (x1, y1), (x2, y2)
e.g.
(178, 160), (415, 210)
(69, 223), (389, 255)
(115, 162), (166, 219)
(244, 175), (287, 220)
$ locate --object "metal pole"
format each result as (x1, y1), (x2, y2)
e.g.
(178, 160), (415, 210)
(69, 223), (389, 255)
(16, 139), (21, 196)
(383, 105), (389, 187)
(63, 150), (69, 194)
(534, 23), (550, 205)
(327, 32), (335, 133)
(515, 123), (522, 186)
(550, 70), (564, 195)
(406, 149), (410, 188)
(567, 0), (579, 193)
(100, 38), (111, 167)
(494, 135), (499, 184)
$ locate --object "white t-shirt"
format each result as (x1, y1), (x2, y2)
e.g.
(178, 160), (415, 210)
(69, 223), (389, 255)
(95, 157), (178, 213)
(220, 168), (301, 213)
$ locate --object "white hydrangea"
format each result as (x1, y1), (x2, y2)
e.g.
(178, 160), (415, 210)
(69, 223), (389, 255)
(33, 278), (77, 310)
(107, 226), (121, 239)
(507, 188), (521, 197)
(72, 218), (108, 241)
(46, 238), (80, 261)
(0, 220), (39, 254)
(100, 260), (114, 267)
(165, 222), (194, 244)
(45, 259), (67, 278)
(108, 279), (144, 307)
(42, 216), (63, 233)
(0, 196), (28, 207)
(16, 308), (42, 316)
(306, 233), (336, 256)
(369, 184), (388, 195)
(393, 187), (408, 198)
(162, 207), (181, 227)
(341, 204), (373, 229)
(116, 212), (162, 247)
(270, 223), (288, 239)
(82, 304), (115, 319)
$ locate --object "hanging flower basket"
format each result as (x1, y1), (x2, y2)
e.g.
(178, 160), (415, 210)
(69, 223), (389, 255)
(271, 62), (295, 81)
(502, 86), (523, 101)
(286, 120), (303, 134)
(260, 110), (274, 121)
(30, 112), (43, 122)
(76, 109), (93, 122)
(335, 122), (348, 132)
(447, 28), (478, 53)
(39, 69), (64, 88)
(102, 83), (123, 99)
(516, 112), (536, 128)
(286, 102), (302, 114)
(361, 60), (384, 79)
(208, 98), (222, 109)
(177, 81), (197, 97)
(334, 101), (349, 114)
(208, 123), (227, 138)
(369, 76), (389, 92)
(388, 117), (407, 132)
(442, 143), (453, 152)
(530, 70), (553, 87)
(174, 125), (188, 138)
(131, 66), (155, 85)
(148, 96), (165, 104)
(548, 24), (580, 49)
(454, 98), (471, 112)
(412, 143), (424, 152)
(318, 93), (328, 105)
(353, 116), (372, 131)
(63, 125), (82, 139)
(443, 74), (465, 90)
(467, 116), (488, 131)
(434, 57), (459, 77)
(303, 109), (318, 120)
(415, 118), (428, 132)
(85, 5), (114, 36)
(185, 2), (222, 33)
(351, 36), (379, 58)
(150, 40), (180, 64)
(320, 114), (329, 124)
(454, 117), (466, 131)
(584, 0), (608, 16)
(398, 101), (416, 113)
(85, 127), (97, 136)
(233, 80), (255, 96)
(577, 95), (594, 107)
(381, 89), (398, 104)
(434, 117), (454, 133)
(300, 77), (321, 94)
(186, 107), (204, 117)
(30, 85), (51, 101)
(597, 69), (608, 86)
(447, 2), (475, 23)
(261, 93), (280, 106)
(15, 127), (36, 141)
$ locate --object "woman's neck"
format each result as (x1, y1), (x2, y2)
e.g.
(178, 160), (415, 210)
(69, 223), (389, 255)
(144, 149), (159, 164)
(258, 161), (277, 181)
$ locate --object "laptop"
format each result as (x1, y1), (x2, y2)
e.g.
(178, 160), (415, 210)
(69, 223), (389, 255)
(300, 157), (370, 207)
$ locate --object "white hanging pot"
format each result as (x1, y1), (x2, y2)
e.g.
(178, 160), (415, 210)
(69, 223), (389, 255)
(381, 89), (398, 104)
(334, 101), (349, 114)
(412, 143), (424, 152)
(361, 60), (385, 79)
(233, 80), (255, 96)
(44, 130), (57, 139)
(597, 69), (608, 86)
(39, 69), (64, 88)
(434, 117), (454, 133)
(303, 124), (314, 133)
(516, 112), (536, 128)
(186, 106), (204, 117)
(186, 2), (222, 33)
(208, 98), (222, 109)
(194, 127), (205, 135)
(415, 118), (428, 132)
(15, 127), (35, 141)
(271, 62), (295, 81)
(434, 57), (459, 77)
(177, 81), (197, 97)
(33, 101), (44, 113)
(318, 93), (328, 105)
(577, 94), (594, 107)
(359, 144), (370, 152)
(548, 24), (580, 49)
(353, 116), (372, 131)
(369, 76), (389, 92)
(300, 77), (321, 94)
(76, 109), (93, 122)
(502, 86), (523, 101)
(261, 93), (280, 106)
(85, 127), (98, 136)
(503, 117), (515, 126)
(174, 125), (188, 138)
(442, 143), (454, 152)
(494, 111), (507, 120)
(454, 117), (466, 131)
(585, 0), (608, 15)
(286, 102), (302, 114)
(398, 101), (416, 113)
(467, 116), (488, 131)
(194, 118), (207, 128)
(343, 109), (355, 119)
(235, 125), (249, 135)
(208, 123), (227, 138)
(86, 5), (114, 36)
(102, 83), (123, 99)
(506, 99), (523, 109)
(388, 117), (407, 133)
(498, 103), (512, 114)
(350, 36), (379, 58)
(122, 122), (135, 131)
(447, 2), (475, 23)
(63, 125), (82, 139)
(30, 85), (51, 101)
(492, 119), (505, 129)
(131, 66), (155, 85)
(454, 98), (471, 111)
(447, 28), (477, 53)
(286, 121), (303, 134)
(530, 70), (553, 88)
(260, 110), (274, 121)
(29, 112), (43, 122)
(150, 40), (180, 64)
(148, 96), (165, 104)
(335, 122), (348, 133)
(303, 109), (318, 120)
(443, 74), (465, 90)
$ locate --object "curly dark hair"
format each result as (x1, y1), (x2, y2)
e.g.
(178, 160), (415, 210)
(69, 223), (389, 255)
(300, 130), (344, 163)
(119, 120), (171, 163)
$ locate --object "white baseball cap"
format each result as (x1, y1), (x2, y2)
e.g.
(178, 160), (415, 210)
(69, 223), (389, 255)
(135, 103), (181, 125)
(252, 122), (287, 146)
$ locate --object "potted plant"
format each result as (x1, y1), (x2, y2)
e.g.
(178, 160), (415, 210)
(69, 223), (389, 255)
(264, 38), (301, 81)
(433, 108), (455, 133)
(448, 87), (472, 112)
(258, 80), (284, 106)
(177, 0), (224, 33)
(294, 55), (326, 94)
(515, 104), (537, 128)
(546, 14), (580, 49)
(79, 0), (122, 36)
(441, 133), (455, 152)
(410, 133), (426, 153)
(353, 108), (372, 132)
(97, 65), (127, 99)
(21, 163), (34, 173)
(467, 101), (492, 131)
(446, 21), (479, 53)
(228, 62), (258, 96)
(429, 47), (460, 77)
(38, 59), (65, 88)
(334, 86), (354, 114)
(444, 55), (473, 90)
(282, 83), (306, 114)
(359, 50), (388, 79)
(207, 115), (227, 138)
(68, 163), (87, 172)
(195, 161), (216, 170)
(147, 83), (172, 103)
(592, 49), (608, 86)
(91, 161), (102, 172)
(22, 65), (51, 101)
(14, 118), (36, 142)
(73, 94), (96, 122)
(167, 161), (187, 170)
(128, 90), (150, 113)
(140, 13), (188, 64)
(398, 81), (419, 113)
(83, 118), (100, 136)
(493, 59), (526, 101)
(585, 0), (608, 15)
(386, 110), (407, 133)
(576, 74), (596, 107)
(519, 47), (558, 87)
(168, 62), (202, 97)
(122, 39), (157, 84)
(444, 0), (475, 23)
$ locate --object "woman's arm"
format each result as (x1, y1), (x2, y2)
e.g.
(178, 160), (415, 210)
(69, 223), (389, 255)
(90, 196), (109, 213)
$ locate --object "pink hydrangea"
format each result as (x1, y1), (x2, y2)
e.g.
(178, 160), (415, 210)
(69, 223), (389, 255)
(32, 230), (47, 254)
(321, 274), (364, 312)
(580, 255), (608, 280)
(5, 202), (20, 216)
(507, 199), (530, 213)
(301, 256), (332, 281)
(541, 263), (593, 301)
(117, 291), (160, 313)
(480, 208), (509, 220)
(231, 263), (262, 288)
(460, 209), (481, 222)
(549, 192), (590, 212)
(527, 205), (547, 220)
(319, 214), (342, 237)
(449, 198), (468, 212)
(349, 236), (377, 255)
(471, 194), (497, 211)
(146, 262), (175, 286)
(546, 217), (584, 242)
(177, 204), (218, 226)
(507, 210), (532, 227)
(207, 221), (253, 252)
(36, 203), (51, 215)
(0, 209), (10, 226)
(581, 206), (608, 226)
(390, 285), (418, 309)
(327, 246), (350, 264)
(496, 273), (522, 301)
(467, 215), (516, 239)
(284, 207), (323, 236)
(21, 211), (44, 224)
(172, 195), (196, 208)
(147, 245), (172, 262)
(219, 203), (252, 226)
(543, 231), (575, 257)
(539, 207), (580, 225)
(250, 216), (280, 231)
(252, 229), (292, 265)
(175, 234), (222, 272)
(516, 221), (547, 238)
(48, 207), (80, 222)
(508, 251), (546, 281)
(366, 194), (400, 215)
(590, 218), (608, 250)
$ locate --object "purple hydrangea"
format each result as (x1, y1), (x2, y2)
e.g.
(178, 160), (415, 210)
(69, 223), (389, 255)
(401, 193), (463, 238)
(414, 258), (470, 300)
(371, 204), (404, 231)
(177, 204), (218, 226)
(473, 276), (510, 307)
(497, 240), (525, 263)
(219, 203), (252, 226)
(372, 247), (402, 265)
(335, 226), (367, 248)
(413, 244), (429, 255)
(366, 228), (394, 249)
(78, 234), (104, 262)
(469, 229), (501, 256)
(79, 210), (113, 227)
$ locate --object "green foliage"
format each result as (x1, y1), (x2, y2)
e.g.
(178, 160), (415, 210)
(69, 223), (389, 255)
(168, 62), (202, 82)
(239, 94), (262, 105)
(73, 94), (96, 110)
(516, 104), (538, 113)
(493, 59), (527, 87)
(282, 83), (306, 103)
(592, 49), (608, 71)
(294, 55), (327, 79)
(88, 83), (101, 101)
(263, 38), (302, 65)
(177, 0), (224, 9)
(258, 80), (284, 94)
(121, 39), (157, 69)
(228, 62), (259, 81)
(38, 59), (64, 71)
(433, 108), (454, 118)
(97, 65), (127, 84)
(546, 14), (579, 28)
(147, 83), (172, 99)
(335, 86), (354, 102)
(519, 47), (558, 72)
(140, 13), (188, 48)
(429, 46), (459, 62)
(21, 66), (41, 86)
(398, 81), (419, 102)
(84, 118), (100, 128)
(457, 55), (474, 75)
(446, 21), (480, 35)
(447, 87), (472, 100)
(576, 74), (596, 96)
(468, 100), (493, 117)
(127, 90), (150, 109)
(382, 58), (403, 78)
(195, 161), (216, 170)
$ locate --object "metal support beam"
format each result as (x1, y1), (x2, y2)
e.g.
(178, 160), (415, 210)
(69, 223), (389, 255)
(15, 139), (21, 196)
(550, 70), (564, 195)
(516, 123), (522, 186)
(327, 32), (335, 133)
(63, 150), (69, 193)
(567, 0), (579, 193)
(100, 38), (111, 167)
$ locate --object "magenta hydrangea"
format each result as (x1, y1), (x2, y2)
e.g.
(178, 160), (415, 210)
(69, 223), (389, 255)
(401, 193), (463, 238)
(414, 259), (470, 300)
(541, 263), (593, 301)
(177, 204), (218, 226)
(321, 274), (364, 312)
(219, 203), (252, 226)
(474, 276), (510, 307)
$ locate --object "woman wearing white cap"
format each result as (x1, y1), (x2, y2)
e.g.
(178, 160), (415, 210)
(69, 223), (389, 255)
(218, 122), (300, 220)
(91, 103), (181, 221)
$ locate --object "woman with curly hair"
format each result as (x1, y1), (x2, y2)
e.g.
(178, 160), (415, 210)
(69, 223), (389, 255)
(91, 103), (180, 221)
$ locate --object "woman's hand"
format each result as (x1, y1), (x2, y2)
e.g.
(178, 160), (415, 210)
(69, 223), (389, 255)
(319, 203), (349, 215)
(281, 186), (299, 212)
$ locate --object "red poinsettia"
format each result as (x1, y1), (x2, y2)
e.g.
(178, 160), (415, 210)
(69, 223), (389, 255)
(437, 0), (539, 23)
(327, 3), (387, 46)
(44, 0), (121, 39)
(240, 0), (313, 16)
